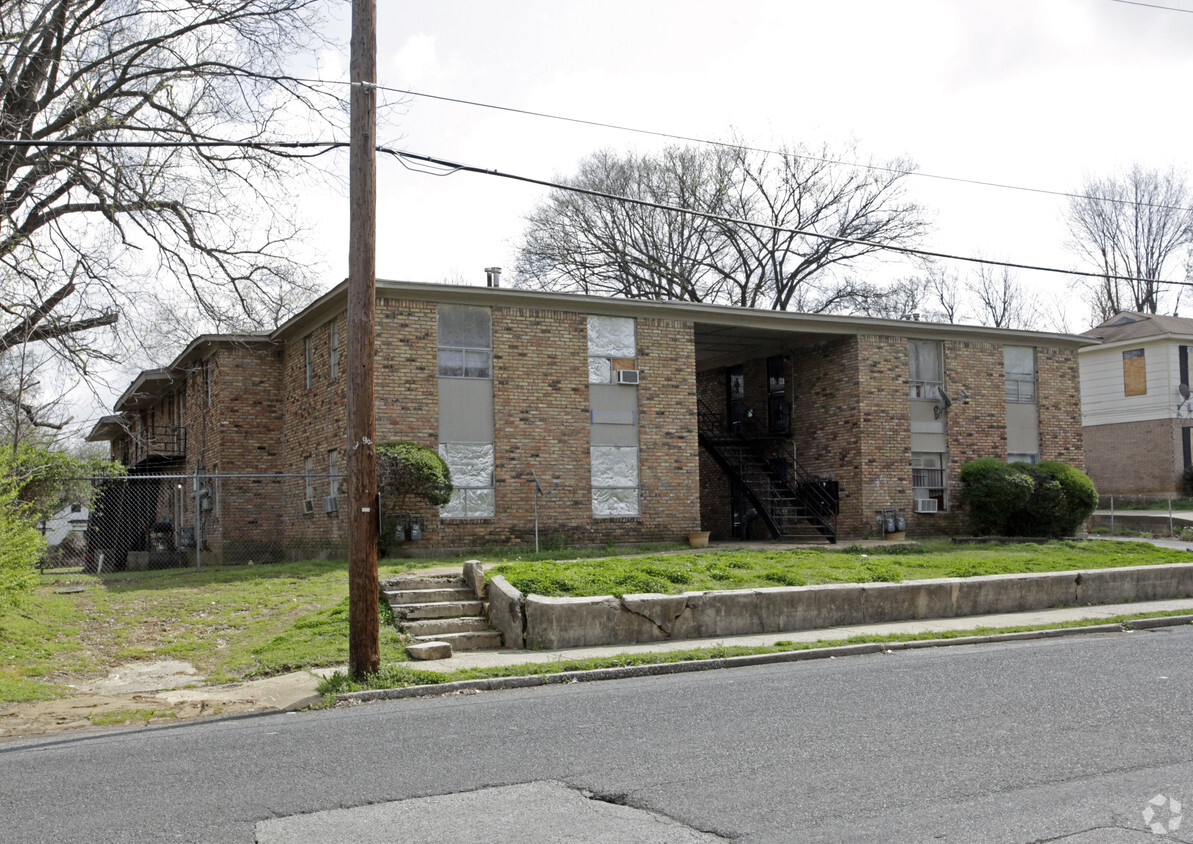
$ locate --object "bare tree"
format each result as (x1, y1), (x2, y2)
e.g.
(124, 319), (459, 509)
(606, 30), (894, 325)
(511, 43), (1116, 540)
(0, 0), (333, 421)
(516, 141), (927, 312)
(966, 262), (1038, 329)
(1066, 164), (1193, 320)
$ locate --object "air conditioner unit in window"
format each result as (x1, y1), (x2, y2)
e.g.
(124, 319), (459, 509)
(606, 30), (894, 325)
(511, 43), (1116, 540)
(616, 369), (639, 385)
(301, 499), (314, 515)
(913, 498), (938, 514)
(323, 496), (338, 513)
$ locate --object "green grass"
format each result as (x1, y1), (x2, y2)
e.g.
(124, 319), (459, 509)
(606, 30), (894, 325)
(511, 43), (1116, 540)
(318, 609), (1193, 698)
(488, 539), (1191, 598)
(1, 557), (426, 701)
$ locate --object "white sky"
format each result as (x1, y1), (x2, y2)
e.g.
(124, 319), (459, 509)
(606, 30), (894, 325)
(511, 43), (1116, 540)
(70, 0), (1193, 434)
(293, 0), (1193, 325)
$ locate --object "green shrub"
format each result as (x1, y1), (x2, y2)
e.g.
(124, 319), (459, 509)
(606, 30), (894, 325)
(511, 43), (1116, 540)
(1038, 461), (1099, 535)
(959, 459), (1097, 538)
(958, 458), (1034, 535)
(375, 440), (453, 507)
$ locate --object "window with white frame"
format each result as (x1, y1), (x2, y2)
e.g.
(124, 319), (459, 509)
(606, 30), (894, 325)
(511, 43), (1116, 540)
(911, 452), (946, 512)
(1004, 346), (1036, 403)
(588, 315), (636, 383)
(329, 320), (340, 380)
(304, 334), (314, 389)
(908, 340), (943, 399)
(438, 305), (491, 378)
(591, 445), (640, 516)
(439, 442), (495, 518)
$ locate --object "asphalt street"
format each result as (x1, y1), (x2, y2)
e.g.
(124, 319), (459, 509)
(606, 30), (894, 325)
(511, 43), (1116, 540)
(4, 626), (1193, 843)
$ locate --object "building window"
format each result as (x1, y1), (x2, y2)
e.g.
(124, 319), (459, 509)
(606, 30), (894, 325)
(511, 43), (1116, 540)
(1123, 348), (1146, 396)
(588, 315), (636, 383)
(328, 449), (340, 497)
(1008, 453), (1038, 464)
(304, 334), (314, 389)
(1004, 346), (1037, 404)
(912, 452), (946, 512)
(767, 355), (787, 433)
(329, 320), (340, 381)
(438, 305), (491, 378)
(908, 340), (943, 399)
(303, 455), (314, 503)
(592, 445), (639, 516)
(438, 443), (495, 518)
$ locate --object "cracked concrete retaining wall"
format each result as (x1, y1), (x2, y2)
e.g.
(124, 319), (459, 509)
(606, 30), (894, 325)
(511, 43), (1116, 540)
(485, 564), (1193, 650)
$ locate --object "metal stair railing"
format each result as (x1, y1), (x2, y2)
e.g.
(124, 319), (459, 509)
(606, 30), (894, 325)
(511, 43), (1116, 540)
(696, 397), (837, 542)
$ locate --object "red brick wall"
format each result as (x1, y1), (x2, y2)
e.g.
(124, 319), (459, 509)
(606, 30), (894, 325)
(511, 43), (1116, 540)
(1084, 418), (1186, 495)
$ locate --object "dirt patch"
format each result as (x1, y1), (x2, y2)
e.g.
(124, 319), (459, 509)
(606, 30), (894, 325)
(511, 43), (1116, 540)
(0, 660), (325, 741)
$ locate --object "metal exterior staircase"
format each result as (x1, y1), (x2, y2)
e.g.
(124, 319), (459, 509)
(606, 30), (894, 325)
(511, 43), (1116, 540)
(698, 399), (838, 543)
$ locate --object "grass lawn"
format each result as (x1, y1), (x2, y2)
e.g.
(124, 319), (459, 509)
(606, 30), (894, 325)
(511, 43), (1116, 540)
(0, 557), (433, 703)
(488, 539), (1193, 598)
(5, 538), (1190, 705)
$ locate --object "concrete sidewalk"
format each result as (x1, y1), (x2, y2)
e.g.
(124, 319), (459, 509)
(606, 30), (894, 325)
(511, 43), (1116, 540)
(396, 596), (1193, 676)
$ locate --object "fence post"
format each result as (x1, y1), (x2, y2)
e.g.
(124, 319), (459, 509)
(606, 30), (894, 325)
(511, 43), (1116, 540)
(193, 470), (202, 571)
(1170, 498), (1175, 538)
(1110, 495), (1115, 534)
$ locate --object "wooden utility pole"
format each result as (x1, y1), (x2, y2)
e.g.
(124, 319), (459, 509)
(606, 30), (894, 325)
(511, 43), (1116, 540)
(346, 0), (379, 677)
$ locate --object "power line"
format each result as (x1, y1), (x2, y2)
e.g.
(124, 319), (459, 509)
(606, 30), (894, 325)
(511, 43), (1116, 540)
(379, 145), (1193, 289)
(314, 79), (1193, 215)
(0, 138), (346, 156)
(1110, 0), (1193, 12)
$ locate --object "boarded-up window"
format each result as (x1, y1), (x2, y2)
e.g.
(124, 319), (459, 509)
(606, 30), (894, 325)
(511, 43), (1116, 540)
(1123, 349), (1146, 397)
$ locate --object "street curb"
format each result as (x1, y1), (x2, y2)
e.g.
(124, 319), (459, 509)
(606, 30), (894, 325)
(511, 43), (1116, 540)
(335, 613), (1193, 705)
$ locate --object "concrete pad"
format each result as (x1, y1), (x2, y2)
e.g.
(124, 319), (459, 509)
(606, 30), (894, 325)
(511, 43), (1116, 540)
(407, 641), (453, 661)
(88, 660), (201, 695)
(156, 670), (323, 711)
(255, 780), (722, 843)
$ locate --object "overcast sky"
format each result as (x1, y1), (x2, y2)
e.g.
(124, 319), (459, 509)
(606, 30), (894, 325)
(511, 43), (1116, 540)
(72, 0), (1193, 434)
(288, 0), (1193, 332)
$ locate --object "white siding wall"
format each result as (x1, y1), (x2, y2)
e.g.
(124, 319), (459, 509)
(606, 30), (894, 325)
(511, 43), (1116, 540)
(1080, 339), (1179, 426)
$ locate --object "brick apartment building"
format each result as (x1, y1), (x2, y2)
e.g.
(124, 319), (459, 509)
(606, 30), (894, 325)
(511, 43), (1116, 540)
(87, 279), (1090, 563)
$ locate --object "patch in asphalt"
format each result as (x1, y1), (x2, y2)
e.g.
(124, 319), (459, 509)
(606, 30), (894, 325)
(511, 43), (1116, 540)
(255, 780), (726, 842)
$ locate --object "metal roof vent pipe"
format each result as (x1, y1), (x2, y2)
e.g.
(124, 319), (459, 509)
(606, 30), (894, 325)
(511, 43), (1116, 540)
(485, 267), (502, 288)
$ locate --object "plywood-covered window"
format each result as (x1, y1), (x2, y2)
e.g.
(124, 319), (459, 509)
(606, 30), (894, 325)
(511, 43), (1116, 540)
(1123, 348), (1146, 397)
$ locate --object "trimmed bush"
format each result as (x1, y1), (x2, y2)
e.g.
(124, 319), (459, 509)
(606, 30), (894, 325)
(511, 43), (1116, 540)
(958, 458), (1034, 535)
(1038, 461), (1099, 535)
(959, 459), (1097, 538)
(375, 440), (452, 507)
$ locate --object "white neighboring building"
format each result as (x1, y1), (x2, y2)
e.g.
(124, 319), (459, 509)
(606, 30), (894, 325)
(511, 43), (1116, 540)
(1080, 312), (1193, 495)
(43, 502), (89, 547)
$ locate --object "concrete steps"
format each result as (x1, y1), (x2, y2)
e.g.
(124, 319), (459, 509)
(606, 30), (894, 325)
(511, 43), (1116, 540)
(382, 568), (502, 659)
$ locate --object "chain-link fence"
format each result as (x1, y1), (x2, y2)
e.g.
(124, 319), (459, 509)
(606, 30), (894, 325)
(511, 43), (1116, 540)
(42, 473), (350, 574)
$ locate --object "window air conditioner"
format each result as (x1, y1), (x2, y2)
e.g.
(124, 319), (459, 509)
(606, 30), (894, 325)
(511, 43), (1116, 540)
(323, 496), (339, 513)
(301, 499), (315, 515)
(616, 369), (640, 385)
(913, 498), (938, 514)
